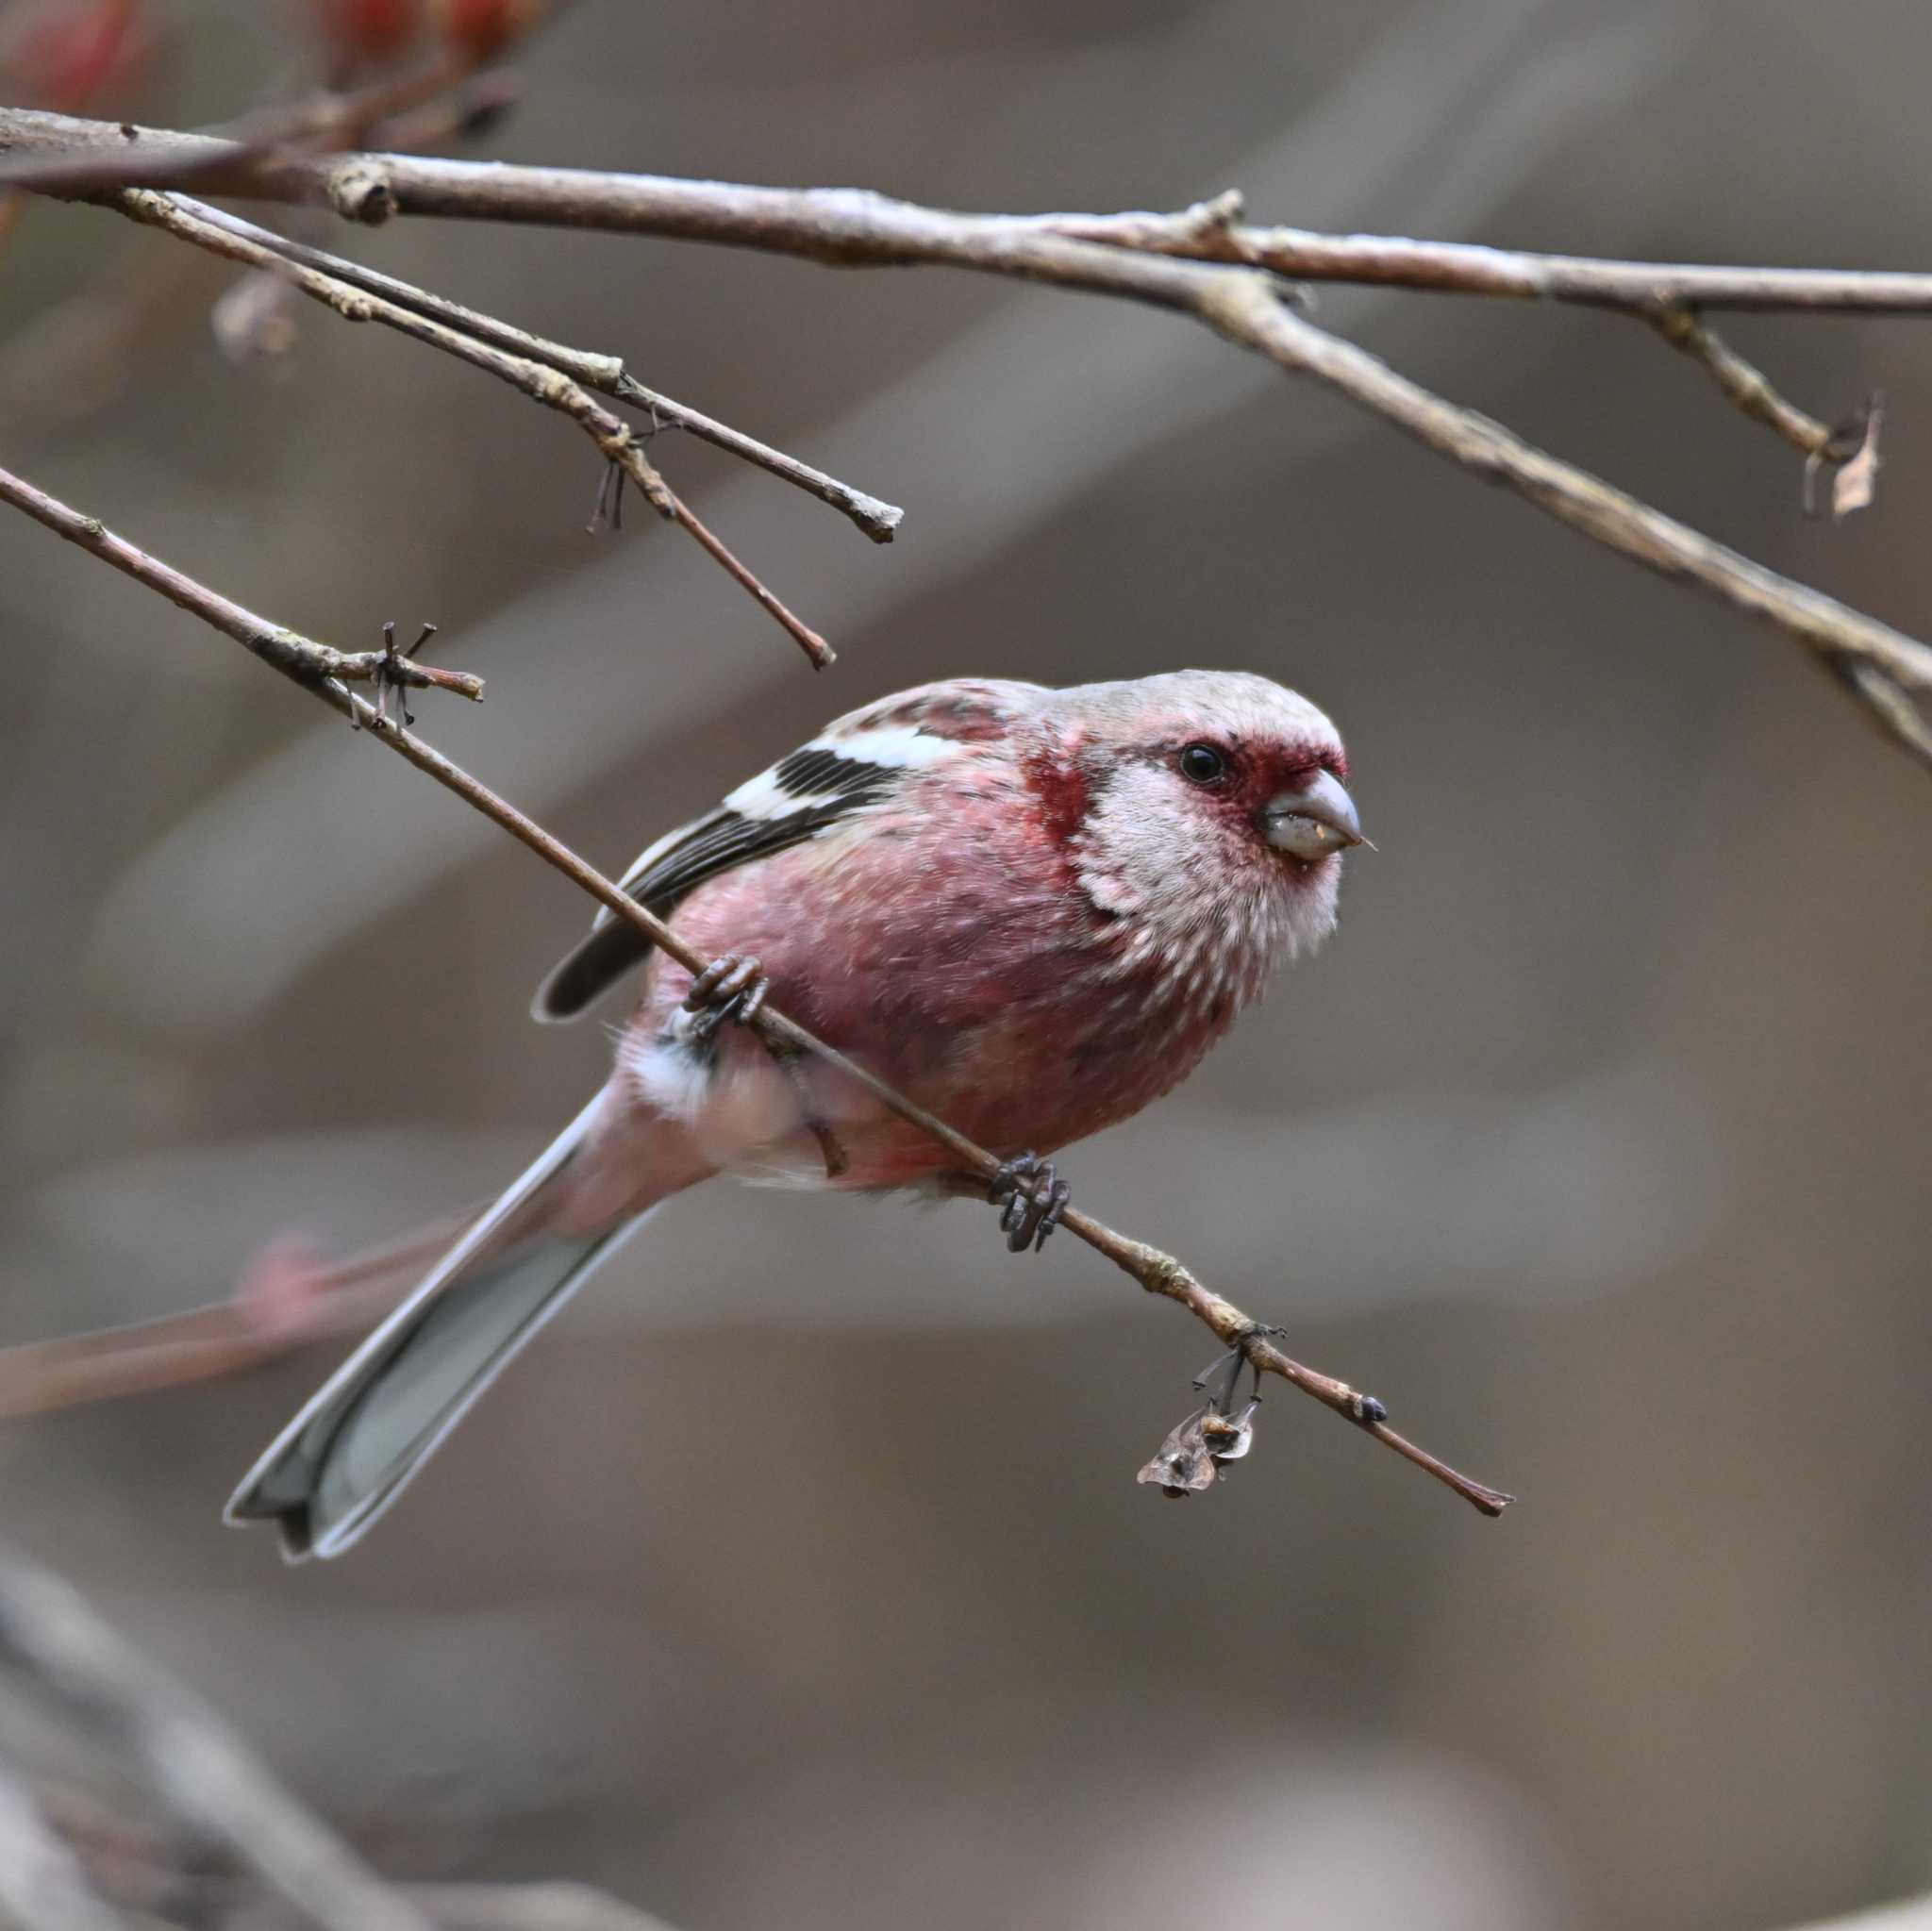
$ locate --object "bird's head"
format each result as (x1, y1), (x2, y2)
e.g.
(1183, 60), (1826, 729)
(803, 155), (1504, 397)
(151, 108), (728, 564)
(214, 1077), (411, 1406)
(1042, 670), (1363, 977)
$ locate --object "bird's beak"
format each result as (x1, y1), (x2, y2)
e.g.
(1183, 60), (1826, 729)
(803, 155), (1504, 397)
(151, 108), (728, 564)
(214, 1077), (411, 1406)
(1263, 769), (1370, 860)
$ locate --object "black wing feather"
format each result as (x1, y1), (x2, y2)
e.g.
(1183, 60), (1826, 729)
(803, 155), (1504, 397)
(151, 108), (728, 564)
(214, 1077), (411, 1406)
(531, 777), (895, 1023)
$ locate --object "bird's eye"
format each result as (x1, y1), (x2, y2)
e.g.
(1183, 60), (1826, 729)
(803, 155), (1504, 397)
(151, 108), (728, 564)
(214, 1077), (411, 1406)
(1178, 742), (1227, 785)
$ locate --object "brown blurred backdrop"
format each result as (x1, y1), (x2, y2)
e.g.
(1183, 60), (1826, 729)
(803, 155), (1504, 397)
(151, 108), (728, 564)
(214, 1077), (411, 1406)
(3, 2), (1930, 1926)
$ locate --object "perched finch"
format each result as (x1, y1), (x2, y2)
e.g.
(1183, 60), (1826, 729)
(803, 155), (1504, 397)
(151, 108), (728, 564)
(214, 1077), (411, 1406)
(227, 671), (1364, 1557)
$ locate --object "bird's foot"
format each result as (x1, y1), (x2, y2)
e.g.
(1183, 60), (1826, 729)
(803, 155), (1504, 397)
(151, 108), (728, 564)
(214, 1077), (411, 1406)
(986, 1152), (1072, 1254)
(682, 952), (772, 1042)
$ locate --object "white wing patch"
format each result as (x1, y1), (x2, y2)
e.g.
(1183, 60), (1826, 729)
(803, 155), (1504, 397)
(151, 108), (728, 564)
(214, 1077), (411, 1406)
(722, 724), (955, 822)
(533, 722), (964, 1022)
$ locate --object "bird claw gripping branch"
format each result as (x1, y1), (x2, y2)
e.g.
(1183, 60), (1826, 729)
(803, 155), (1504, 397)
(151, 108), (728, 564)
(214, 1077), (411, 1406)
(987, 1152), (1072, 1255)
(347, 620), (440, 731)
(681, 951), (771, 1042)
(680, 952), (851, 1178)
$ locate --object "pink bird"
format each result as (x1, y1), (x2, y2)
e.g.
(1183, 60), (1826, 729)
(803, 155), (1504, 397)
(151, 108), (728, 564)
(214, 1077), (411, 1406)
(226, 671), (1364, 1556)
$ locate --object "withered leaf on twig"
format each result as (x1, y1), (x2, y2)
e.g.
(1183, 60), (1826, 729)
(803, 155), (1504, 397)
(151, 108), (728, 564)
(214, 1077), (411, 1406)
(1136, 1399), (1259, 1499)
(1833, 395), (1883, 519)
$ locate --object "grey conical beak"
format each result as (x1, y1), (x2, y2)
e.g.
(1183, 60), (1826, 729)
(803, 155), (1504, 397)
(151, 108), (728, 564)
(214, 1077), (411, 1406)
(1263, 769), (1368, 860)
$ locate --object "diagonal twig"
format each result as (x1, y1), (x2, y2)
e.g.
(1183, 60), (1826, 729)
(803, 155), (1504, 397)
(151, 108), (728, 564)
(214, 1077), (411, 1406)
(1646, 305), (1834, 461)
(0, 1545), (435, 1931)
(0, 1758), (126, 1931)
(1048, 193), (1855, 480)
(0, 459), (1513, 1517)
(108, 188), (835, 669)
(1183, 276), (1932, 706)
(164, 196), (902, 543)
(0, 1210), (479, 1420)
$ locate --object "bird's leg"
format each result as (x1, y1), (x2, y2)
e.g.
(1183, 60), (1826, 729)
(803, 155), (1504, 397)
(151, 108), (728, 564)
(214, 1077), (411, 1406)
(767, 1040), (849, 1181)
(681, 955), (846, 1179)
(985, 1152), (1073, 1255)
(1193, 1323), (1284, 1414)
(682, 952), (772, 1043)
(586, 458), (625, 533)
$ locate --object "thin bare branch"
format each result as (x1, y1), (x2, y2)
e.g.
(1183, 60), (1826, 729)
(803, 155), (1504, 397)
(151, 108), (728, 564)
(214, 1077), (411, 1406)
(167, 197), (903, 542)
(1829, 658), (1932, 773)
(0, 1214), (473, 1419)
(1648, 306), (1833, 460)
(407, 1883), (680, 1930)
(367, 70), (525, 155)
(0, 1303), (358, 1419)
(1182, 275), (1932, 723)
(0, 114), (1864, 488)
(4, 1590), (685, 1931)
(8, 111), (1932, 313)
(32, 1773), (682, 1930)
(108, 188), (835, 669)
(0, 461), (1511, 1517)
(647, 480), (835, 667)
(7, 113), (1923, 753)
(0, 1758), (127, 1931)
(0, 1545), (436, 1931)
(0, 467), (479, 704)
(610, 373), (903, 543)
(1041, 193), (1932, 312)
(0, 49), (491, 195)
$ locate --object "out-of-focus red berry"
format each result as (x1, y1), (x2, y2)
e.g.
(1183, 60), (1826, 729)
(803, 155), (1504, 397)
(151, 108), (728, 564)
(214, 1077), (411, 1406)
(310, 0), (424, 61)
(4, 0), (150, 111)
(429, 0), (540, 59)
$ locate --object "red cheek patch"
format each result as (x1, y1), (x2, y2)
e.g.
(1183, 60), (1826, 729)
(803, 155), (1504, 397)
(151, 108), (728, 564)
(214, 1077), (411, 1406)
(1023, 750), (1091, 848)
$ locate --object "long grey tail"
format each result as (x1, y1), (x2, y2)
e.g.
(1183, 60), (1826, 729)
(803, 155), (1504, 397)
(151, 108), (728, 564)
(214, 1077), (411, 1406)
(225, 1097), (647, 1560)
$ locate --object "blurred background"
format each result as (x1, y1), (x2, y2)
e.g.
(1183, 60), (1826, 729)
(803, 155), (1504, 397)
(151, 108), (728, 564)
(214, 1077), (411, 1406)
(3, 1), (1930, 1926)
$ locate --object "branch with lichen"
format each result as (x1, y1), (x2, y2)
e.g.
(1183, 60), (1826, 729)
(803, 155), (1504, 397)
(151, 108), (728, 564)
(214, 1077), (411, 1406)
(0, 459), (1512, 1518)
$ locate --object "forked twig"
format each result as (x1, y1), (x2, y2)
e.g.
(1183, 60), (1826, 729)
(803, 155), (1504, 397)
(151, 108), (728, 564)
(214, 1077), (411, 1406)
(110, 188), (838, 669)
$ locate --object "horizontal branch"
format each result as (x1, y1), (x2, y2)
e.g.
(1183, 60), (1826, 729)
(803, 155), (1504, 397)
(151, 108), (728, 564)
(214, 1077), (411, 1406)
(1042, 198), (1932, 312)
(0, 1217), (470, 1419)
(13, 109), (1932, 312)
(0, 110), (1895, 472)
(0, 459), (1512, 1517)
(7, 108), (1925, 760)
